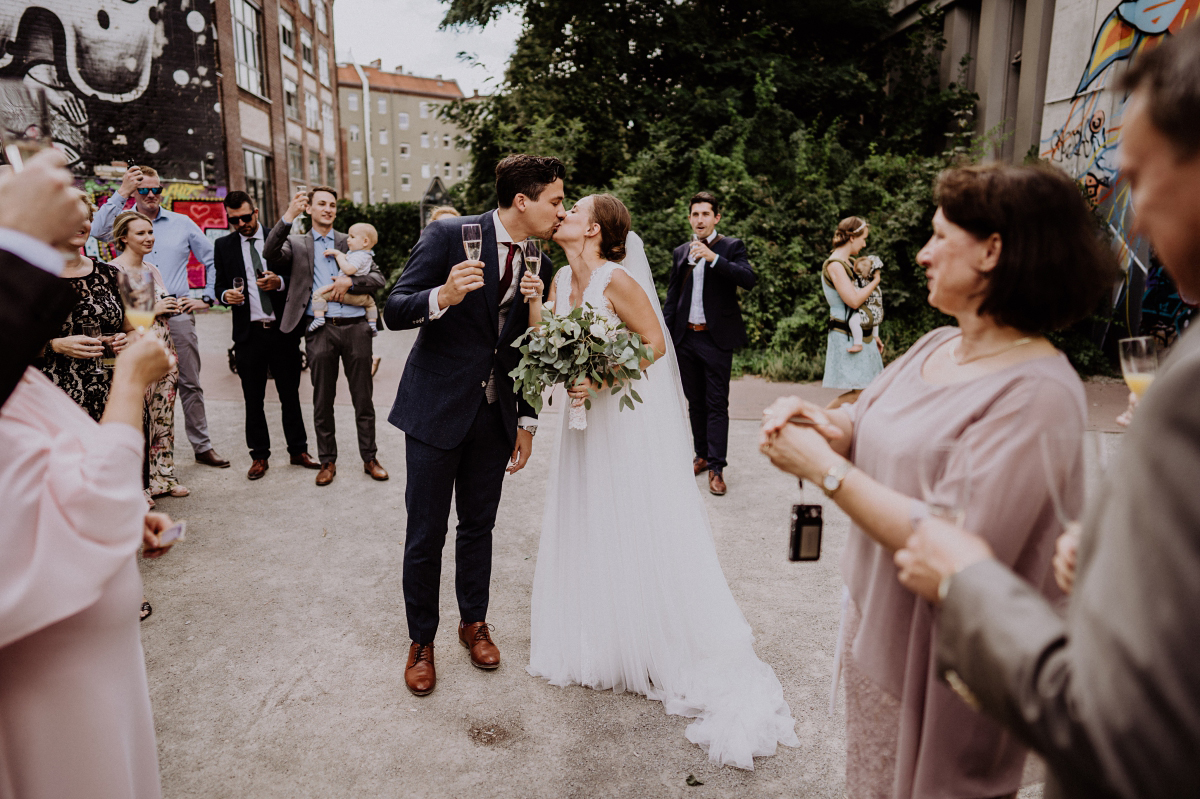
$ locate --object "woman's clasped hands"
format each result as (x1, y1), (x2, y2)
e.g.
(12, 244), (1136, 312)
(758, 396), (846, 482)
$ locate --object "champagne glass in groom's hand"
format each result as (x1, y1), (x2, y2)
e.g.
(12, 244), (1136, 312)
(462, 224), (483, 262)
(440, 223), (485, 308)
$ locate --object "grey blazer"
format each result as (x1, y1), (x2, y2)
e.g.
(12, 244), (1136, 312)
(261, 218), (384, 335)
(936, 323), (1200, 799)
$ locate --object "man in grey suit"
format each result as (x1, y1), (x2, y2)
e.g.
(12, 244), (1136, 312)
(263, 186), (388, 487)
(893, 24), (1200, 799)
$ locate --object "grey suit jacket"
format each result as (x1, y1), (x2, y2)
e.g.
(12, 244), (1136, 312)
(936, 324), (1200, 799)
(261, 218), (384, 335)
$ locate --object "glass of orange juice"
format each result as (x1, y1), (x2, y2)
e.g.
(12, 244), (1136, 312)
(1119, 336), (1158, 398)
(118, 266), (158, 332)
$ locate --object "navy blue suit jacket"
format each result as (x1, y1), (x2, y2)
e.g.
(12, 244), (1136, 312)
(663, 234), (756, 351)
(383, 212), (551, 450)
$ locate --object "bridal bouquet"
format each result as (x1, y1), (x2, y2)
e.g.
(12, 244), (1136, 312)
(509, 302), (656, 430)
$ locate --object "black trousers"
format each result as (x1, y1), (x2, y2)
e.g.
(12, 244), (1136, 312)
(234, 321), (308, 461)
(403, 396), (510, 644)
(676, 328), (733, 472)
(304, 316), (376, 464)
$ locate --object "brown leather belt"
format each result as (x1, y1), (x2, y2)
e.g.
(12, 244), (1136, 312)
(687, 323), (708, 332)
(253, 319), (277, 329)
(325, 316), (366, 326)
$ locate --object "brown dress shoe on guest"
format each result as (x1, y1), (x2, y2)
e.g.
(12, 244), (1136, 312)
(363, 458), (389, 481)
(709, 470), (727, 496)
(693, 457), (708, 476)
(459, 621), (501, 669)
(247, 459), (269, 480)
(290, 452), (321, 469)
(404, 642), (436, 696)
(316, 462), (336, 486)
(195, 449), (231, 468)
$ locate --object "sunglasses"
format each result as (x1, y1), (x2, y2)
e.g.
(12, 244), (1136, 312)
(228, 212), (256, 225)
(136, 187), (163, 195)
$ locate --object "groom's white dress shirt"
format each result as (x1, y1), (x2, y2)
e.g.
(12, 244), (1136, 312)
(688, 229), (721, 326)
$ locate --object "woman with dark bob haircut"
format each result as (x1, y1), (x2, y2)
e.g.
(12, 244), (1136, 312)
(757, 164), (1118, 798)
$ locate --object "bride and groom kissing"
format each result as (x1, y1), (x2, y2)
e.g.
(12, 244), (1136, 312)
(382, 155), (799, 769)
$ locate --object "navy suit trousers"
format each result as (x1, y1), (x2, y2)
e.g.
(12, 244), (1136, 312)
(676, 329), (733, 472)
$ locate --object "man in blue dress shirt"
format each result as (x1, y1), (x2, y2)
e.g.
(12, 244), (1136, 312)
(93, 164), (229, 468)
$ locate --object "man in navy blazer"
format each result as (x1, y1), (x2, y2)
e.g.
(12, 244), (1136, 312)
(384, 155), (563, 696)
(663, 192), (757, 496)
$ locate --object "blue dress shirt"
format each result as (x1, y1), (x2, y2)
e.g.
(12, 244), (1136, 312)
(307, 229), (363, 318)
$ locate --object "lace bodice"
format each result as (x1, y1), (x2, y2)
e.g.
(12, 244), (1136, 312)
(555, 262), (630, 326)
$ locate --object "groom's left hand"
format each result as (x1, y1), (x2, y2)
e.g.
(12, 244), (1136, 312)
(507, 428), (534, 474)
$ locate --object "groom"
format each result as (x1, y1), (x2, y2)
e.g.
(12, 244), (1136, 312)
(384, 154), (563, 696)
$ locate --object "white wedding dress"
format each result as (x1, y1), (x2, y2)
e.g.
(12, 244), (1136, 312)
(527, 233), (799, 769)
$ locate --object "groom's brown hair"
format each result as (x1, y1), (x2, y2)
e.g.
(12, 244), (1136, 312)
(495, 155), (566, 208)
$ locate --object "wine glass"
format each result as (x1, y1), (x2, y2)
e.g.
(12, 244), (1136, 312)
(1118, 336), (1158, 399)
(80, 321), (104, 374)
(118, 267), (158, 332)
(690, 233), (702, 263)
(292, 185), (310, 234)
(1039, 431), (1107, 537)
(462, 224), (483, 262)
(917, 441), (973, 526)
(232, 277), (245, 304)
(0, 80), (52, 171)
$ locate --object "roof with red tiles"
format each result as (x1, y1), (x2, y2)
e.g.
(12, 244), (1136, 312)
(336, 64), (465, 100)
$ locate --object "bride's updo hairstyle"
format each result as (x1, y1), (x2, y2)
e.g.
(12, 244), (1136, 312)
(588, 194), (631, 262)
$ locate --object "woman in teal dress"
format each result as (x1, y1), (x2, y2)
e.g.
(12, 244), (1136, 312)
(821, 216), (883, 406)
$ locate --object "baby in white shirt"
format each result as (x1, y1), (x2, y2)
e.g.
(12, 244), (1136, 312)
(309, 222), (380, 335)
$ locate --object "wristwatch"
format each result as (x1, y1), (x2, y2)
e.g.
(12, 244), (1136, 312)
(518, 424), (537, 436)
(820, 460), (853, 498)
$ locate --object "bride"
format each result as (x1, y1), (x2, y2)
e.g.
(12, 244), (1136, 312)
(517, 194), (799, 769)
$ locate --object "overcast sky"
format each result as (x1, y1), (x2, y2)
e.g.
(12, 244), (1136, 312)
(333, 0), (523, 96)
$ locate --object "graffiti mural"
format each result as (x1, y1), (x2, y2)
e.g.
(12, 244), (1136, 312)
(0, 0), (225, 184)
(1041, 0), (1197, 343)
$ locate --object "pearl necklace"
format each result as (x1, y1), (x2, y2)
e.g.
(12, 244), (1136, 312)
(950, 335), (1036, 365)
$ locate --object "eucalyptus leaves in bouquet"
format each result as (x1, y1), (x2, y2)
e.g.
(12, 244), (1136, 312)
(510, 301), (657, 429)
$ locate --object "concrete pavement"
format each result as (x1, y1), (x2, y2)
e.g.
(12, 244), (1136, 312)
(140, 310), (1116, 797)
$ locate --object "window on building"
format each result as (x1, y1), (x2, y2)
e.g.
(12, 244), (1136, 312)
(315, 0), (328, 32)
(347, 92), (358, 112)
(444, 162), (451, 178)
(379, 129), (388, 145)
(283, 77), (299, 120)
(401, 174), (411, 191)
(321, 102), (334, 140)
(419, 102), (429, 119)
(351, 158), (362, 175)
(421, 163), (430, 179)
(287, 141), (303, 180)
(300, 30), (313, 73)
(377, 97), (386, 115)
(380, 159), (389, 176)
(398, 112), (409, 130)
(232, 0), (266, 95)
(382, 189), (390, 202)
(308, 150), (320, 182)
(318, 47), (330, 86)
(244, 149), (274, 225)
(432, 133), (439, 149)
(420, 133), (429, 148)
(298, 0), (310, 15)
(456, 163), (464, 179)
(279, 9), (295, 60)
(443, 134), (450, 148)
(399, 142), (410, 158)
(304, 92), (319, 129)
(348, 124), (359, 142)
(326, 157), (336, 186)
(352, 189), (363, 204)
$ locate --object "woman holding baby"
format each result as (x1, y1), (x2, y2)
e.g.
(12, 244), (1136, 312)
(819, 216), (885, 407)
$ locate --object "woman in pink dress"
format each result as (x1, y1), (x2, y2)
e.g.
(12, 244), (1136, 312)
(0, 332), (176, 799)
(759, 165), (1120, 798)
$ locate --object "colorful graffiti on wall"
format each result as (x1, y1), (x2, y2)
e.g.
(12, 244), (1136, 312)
(1042, 0), (1198, 342)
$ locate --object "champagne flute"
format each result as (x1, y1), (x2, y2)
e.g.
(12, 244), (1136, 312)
(521, 239), (542, 302)
(1039, 431), (1107, 538)
(292, 185), (309, 235)
(118, 267), (158, 332)
(917, 441), (973, 526)
(1118, 336), (1158, 399)
(462, 224), (483, 262)
(80, 321), (104, 374)
(0, 80), (52, 171)
(232, 276), (245, 304)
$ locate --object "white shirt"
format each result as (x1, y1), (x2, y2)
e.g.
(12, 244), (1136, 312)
(688, 230), (720, 326)
(0, 229), (65, 275)
(239, 226), (278, 323)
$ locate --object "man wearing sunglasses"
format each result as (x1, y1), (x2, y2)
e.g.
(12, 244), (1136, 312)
(93, 164), (229, 469)
(213, 191), (319, 479)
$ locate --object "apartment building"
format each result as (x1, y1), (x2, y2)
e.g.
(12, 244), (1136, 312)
(338, 61), (472, 205)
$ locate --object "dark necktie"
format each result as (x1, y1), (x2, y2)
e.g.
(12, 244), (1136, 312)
(499, 243), (519, 301)
(248, 240), (273, 315)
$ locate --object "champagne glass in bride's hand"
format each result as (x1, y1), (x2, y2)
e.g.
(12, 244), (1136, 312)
(1119, 336), (1159, 400)
(917, 442), (973, 527)
(118, 267), (158, 332)
(1, 81), (52, 171)
(462, 224), (483, 263)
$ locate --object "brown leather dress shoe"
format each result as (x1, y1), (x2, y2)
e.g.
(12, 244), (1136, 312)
(405, 642), (436, 696)
(709, 470), (727, 496)
(693, 457), (708, 476)
(316, 462), (336, 486)
(459, 621), (500, 669)
(290, 452), (321, 469)
(247, 459), (269, 480)
(195, 449), (231, 468)
(363, 458), (389, 481)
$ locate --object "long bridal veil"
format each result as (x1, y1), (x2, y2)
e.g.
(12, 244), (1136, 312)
(527, 230), (799, 769)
